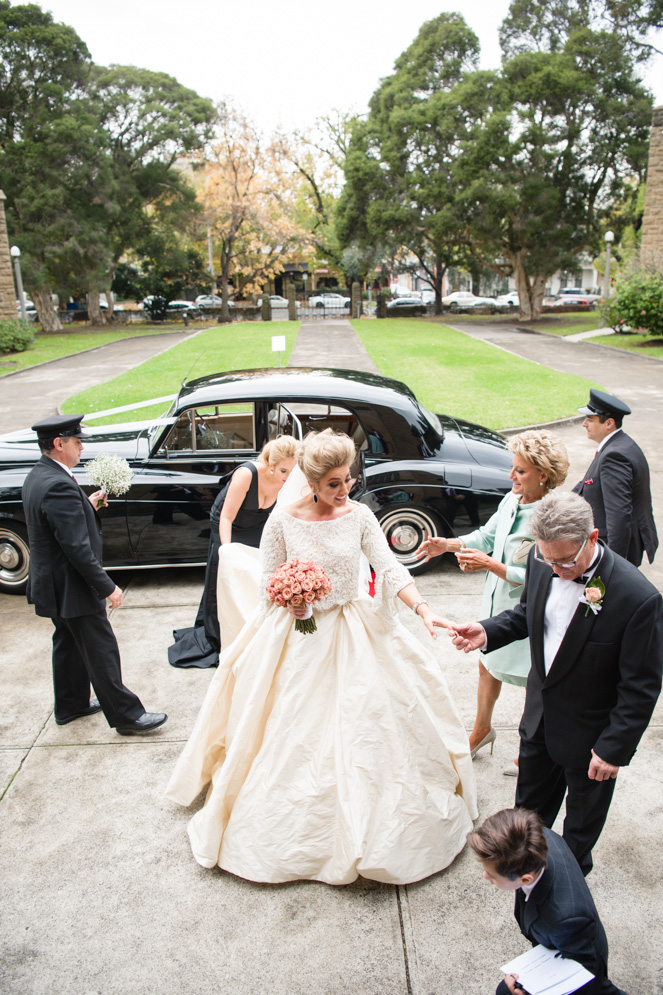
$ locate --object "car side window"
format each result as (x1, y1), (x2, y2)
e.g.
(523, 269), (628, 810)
(279, 402), (367, 451)
(159, 403), (255, 453)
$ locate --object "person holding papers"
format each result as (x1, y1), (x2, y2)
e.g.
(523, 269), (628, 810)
(468, 808), (627, 995)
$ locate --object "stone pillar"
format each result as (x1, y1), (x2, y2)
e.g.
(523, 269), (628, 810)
(261, 292), (271, 322)
(351, 281), (362, 318)
(641, 106), (663, 267)
(287, 284), (297, 321)
(0, 191), (17, 320)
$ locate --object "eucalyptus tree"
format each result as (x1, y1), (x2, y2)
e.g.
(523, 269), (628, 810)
(455, 3), (653, 318)
(336, 13), (480, 313)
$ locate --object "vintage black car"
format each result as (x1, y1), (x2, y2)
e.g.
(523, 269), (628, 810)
(0, 368), (513, 594)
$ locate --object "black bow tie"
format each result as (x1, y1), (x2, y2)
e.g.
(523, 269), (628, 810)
(553, 573), (591, 584)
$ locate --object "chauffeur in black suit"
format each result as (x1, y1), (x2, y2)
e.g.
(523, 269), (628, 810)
(573, 389), (658, 566)
(22, 415), (167, 734)
(469, 808), (627, 995)
(450, 491), (662, 876)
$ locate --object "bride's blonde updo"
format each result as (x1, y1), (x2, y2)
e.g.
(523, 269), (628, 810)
(297, 429), (356, 487)
(259, 435), (299, 467)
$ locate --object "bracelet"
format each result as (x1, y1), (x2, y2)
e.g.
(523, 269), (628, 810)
(411, 600), (428, 616)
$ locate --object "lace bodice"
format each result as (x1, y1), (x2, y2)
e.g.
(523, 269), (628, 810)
(257, 502), (412, 620)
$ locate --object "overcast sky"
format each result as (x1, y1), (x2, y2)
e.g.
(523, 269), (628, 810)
(40, 0), (663, 135)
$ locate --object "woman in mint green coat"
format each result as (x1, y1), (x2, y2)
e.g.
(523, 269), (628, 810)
(418, 430), (569, 763)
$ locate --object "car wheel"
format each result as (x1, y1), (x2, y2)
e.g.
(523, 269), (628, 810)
(0, 522), (30, 595)
(315, 302), (324, 309)
(449, 302), (459, 312)
(377, 506), (444, 575)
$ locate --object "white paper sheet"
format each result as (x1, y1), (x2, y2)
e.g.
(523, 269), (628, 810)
(500, 944), (595, 995)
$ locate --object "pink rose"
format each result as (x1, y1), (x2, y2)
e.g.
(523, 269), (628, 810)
(301, 580), (313, 592)
(312, 579), (321, 590)
(291, 594), (303, 606)
(272, 580), (283, 592)
(585, 587), (602, 603)
(282, 587), (292, 599)
(304, 591), (316, 603)
(295, 572), (305, 582)
(291, 582), (302, 594)
(275, 595), (285, 606)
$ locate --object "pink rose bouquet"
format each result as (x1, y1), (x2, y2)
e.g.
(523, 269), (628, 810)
(266, 559), (332, 634)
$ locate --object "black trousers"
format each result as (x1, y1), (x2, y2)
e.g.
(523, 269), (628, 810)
(515, 723), (616, 876)
(52, 611), (145, 727)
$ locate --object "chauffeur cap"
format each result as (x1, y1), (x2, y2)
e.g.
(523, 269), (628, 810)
(577, 389), (632, 420)
(31, 414), (89, 440)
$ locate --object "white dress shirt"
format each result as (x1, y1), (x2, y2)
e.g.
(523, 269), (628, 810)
(46, 455), (74, 478)
(543, 549), (601, 675)
(521, 866), (544, 901)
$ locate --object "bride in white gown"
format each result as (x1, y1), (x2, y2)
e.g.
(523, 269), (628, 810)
(166, 430), (477, 885)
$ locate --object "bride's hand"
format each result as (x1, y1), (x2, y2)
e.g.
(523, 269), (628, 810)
(418, 608), (455, 640)
(288, 603), (311, 619)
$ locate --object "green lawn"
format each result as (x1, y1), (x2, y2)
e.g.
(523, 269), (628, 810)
(352, 319), (601, 430)
(588, 332), (663, 358)
(62, 323), (296, 424)
(0, 323), (198, 376)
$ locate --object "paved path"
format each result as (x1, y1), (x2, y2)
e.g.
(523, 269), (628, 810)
(0, 329), (195, 433)
(288, 318), (379, 372)
(0, 318), (660, 995)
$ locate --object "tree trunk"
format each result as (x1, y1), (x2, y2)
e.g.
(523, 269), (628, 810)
(433, 256), (445, 315)
(102, 274), (115, 321)
(87, 279), (107, 326)
(511, 254), (547, 321)
(31, 285), (62, 332)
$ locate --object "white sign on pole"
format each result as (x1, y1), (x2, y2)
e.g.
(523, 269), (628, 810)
(271, 336), (286, 352)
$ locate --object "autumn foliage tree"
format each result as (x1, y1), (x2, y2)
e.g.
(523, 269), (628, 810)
(198, 105), (311, 320)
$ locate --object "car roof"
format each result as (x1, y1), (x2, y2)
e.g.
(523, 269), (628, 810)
(176, 367), (419, 412)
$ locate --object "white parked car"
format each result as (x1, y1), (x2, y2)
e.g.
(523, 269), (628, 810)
(495, 291), (519, 308)
(195, 294), (234, 308)
(307, 292), (351, 309)
(559, 287), (601, 302)
(441, 291), (498, 312)
(420, 289), (436, 304)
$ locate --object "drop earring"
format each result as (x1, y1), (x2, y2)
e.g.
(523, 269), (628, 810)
(313, 493), (318, 503)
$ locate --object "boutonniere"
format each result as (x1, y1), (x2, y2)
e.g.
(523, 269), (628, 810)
(579, 577), (605, 616)
(584, 478), (594, 486)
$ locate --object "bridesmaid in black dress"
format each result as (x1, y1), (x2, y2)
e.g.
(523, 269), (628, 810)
(168, 436), (299, 668)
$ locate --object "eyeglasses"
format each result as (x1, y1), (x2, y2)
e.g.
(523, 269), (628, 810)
(534, 537), (588, 569)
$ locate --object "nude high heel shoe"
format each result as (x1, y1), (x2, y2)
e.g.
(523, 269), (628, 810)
(471, 728), (496, 759)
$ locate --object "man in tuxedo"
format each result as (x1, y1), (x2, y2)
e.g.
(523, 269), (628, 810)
(451, 491), (662, 875)
(22, 415), (167, 735)
(572, 389), (657, 566)
(468, 808), (627, 995)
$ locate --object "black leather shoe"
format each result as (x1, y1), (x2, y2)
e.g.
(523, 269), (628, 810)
(116, 712), (168, 735)
(55, 699), (102, 725)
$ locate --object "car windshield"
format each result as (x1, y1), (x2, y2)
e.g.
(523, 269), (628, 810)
(421, 406), (443, 438)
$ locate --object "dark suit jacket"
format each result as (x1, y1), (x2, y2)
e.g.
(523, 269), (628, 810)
(514, 829), (620, 994)
(22, 455), (115, 618)
(482, 544), (663, 768)
(573, 430), (658, 565)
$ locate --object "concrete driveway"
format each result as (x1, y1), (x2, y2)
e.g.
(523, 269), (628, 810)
(0, 320), (660, 994)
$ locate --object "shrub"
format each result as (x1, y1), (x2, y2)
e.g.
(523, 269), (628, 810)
(596, 298), (627, 332)
(612, 268), (663, 336)
(0, 318), (34, 354)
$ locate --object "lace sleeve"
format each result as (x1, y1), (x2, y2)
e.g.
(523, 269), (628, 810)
(358, 505), (412, 617)
(254, 511), (287, 625)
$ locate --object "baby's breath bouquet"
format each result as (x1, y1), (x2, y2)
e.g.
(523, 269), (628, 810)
(86, 454), (133, 508)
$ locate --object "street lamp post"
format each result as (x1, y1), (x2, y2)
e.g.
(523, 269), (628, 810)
(603, 230), (615, 299)
(10, 245), (28, 320)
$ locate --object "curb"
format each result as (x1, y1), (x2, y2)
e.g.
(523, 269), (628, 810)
(498, 414), (585, 436)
